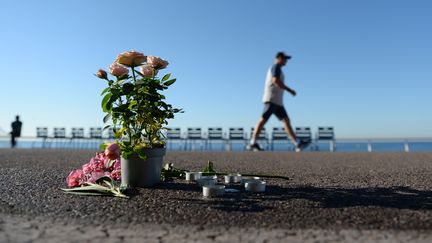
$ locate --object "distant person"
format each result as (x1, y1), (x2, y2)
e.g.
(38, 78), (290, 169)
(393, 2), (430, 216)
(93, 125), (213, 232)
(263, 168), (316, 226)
(247, 52), (308, 152)
(10, 115), (22, 148)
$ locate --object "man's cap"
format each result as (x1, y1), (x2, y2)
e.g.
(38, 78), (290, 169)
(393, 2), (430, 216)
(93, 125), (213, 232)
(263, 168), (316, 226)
(276, 52), (291, 60)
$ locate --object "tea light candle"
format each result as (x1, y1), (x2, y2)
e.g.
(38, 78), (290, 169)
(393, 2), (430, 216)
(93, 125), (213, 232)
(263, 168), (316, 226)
(244, 179), (266, 192)
(185, 172), (203, 181)
(224, 173), (242, 184)
(196, 176), (217, 187)
(203, 184), (225, 197)
(241, 176), (260, 185)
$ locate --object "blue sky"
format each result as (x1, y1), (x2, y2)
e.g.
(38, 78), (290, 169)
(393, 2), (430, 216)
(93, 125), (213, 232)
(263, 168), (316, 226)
(0, 0), (431, 138)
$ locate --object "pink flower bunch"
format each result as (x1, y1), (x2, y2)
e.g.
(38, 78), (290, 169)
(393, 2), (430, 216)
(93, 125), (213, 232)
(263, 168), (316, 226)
(66, 143), (121, 188)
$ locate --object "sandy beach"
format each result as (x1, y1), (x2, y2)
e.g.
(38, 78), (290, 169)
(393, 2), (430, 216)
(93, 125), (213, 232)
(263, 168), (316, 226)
(1, 149), (432, 242)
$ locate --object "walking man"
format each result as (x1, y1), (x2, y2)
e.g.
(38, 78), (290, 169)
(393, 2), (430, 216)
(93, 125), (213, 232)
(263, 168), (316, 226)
(10, 115), (22, 148)
(248, 52), (308, 152)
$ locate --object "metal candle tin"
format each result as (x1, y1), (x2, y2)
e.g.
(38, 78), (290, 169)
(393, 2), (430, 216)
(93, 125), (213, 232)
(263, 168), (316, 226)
(196, 175), (217, 187)
(241, 176), (261, 185)
(203, 184), (225, 197)
(224, 173), (242, 184)
(244, 179), (266, 192)
(185, 172), (203, 181)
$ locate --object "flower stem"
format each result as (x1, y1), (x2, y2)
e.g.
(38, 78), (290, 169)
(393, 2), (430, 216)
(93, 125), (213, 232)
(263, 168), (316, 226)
(201, 172), (289, 180)
(129, 67), (137, 147)
(131, 67), (137, 83)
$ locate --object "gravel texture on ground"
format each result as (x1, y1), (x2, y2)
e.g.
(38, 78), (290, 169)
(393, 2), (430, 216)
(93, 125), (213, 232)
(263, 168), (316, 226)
(1, 149), (432, 242)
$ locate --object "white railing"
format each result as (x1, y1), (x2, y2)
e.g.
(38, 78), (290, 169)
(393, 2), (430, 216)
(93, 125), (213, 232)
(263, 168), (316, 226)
(334, 137), (432, 152)
(1, 135), (432, 152)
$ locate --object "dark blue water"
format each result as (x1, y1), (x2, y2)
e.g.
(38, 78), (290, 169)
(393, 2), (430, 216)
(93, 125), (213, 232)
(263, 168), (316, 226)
(1, 138), (432, 152)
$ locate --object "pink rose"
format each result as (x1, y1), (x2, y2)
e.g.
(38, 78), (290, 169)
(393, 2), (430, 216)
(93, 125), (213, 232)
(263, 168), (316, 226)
(94, 152), (107, 161)
(82, 162), (92, 175)
(105, 143), (121, 160)
(110, 169), (121, 181)
(67, 169), (84, 188)
(112, 159), (121, 171)
(116, 51), (146, 67)
(87, 171), (111, 183)
(147, 56), (169, 70)
(109, 62), (129, 77)
(139, 64), (156, 78)
(88, 156), (105, 172)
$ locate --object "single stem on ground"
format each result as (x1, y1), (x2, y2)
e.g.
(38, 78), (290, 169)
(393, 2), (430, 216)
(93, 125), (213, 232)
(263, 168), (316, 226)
(201, 172), (289, 180)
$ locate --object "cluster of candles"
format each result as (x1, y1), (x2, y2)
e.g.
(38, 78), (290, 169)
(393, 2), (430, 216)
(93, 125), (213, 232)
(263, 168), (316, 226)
(185, 172), (267, 197)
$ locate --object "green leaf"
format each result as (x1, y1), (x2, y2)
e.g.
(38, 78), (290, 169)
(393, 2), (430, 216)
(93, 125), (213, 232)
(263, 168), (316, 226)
(102, 125), (111, 131)
(101, 93), (112, 112)
(61, 190), (110, 196)
(122, 83), (134, 95)
(96, 176), (114, 185)
(134, 69), (145, 78)
(164, 79), (176, 86)
(162, 74), (171, 81)
(100, 87), (110, 96)
(203, 161), (216, 173)
(115, 76), (128, 86)
(110, 88), (121, 97)
(112, 104), (129, 113)
(134, 148), (147, 160)
(62, 184), (110, 194)
(122, 150), (134, 159)
(115, 127), (126, 137)
(61, 185), (108, 192)
(103, 113), (111, 124)
(99, 142), (109, 151)
(160, 163), (187, 181)
(128, 100), (137, 109)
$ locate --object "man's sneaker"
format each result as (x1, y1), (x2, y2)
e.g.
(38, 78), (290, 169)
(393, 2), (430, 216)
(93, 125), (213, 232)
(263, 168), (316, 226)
(247, 143), (263, 152)
(295, 140), (310, 152)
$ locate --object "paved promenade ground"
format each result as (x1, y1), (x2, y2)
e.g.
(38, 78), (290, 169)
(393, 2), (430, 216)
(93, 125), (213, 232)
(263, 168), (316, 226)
(1, 149), (432, 242)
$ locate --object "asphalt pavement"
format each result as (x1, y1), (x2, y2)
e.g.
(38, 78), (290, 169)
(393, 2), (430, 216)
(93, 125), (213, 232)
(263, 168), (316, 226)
(1, 149), (432, 242)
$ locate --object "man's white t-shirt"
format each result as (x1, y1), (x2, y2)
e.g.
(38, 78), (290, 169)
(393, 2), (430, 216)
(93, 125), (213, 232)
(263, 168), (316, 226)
(262, 64), (284, 106)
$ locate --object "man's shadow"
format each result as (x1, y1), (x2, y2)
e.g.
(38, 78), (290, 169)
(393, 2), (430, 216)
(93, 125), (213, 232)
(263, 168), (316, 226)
(157, 182), (432, 212)
(268, 186), (432, 210)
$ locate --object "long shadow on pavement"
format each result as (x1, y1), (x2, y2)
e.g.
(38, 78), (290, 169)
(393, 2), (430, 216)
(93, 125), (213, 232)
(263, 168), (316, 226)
(272, 186), (432, 210)
(162, 183), (432, 212)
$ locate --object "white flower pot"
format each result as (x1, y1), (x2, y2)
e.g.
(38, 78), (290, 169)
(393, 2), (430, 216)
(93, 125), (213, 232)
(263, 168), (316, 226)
(121, 148), (166, 188)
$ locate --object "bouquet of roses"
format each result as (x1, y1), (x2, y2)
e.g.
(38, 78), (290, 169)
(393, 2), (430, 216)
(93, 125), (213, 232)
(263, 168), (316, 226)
(61, 143), (128, 198)
(96, 50), (181, 159)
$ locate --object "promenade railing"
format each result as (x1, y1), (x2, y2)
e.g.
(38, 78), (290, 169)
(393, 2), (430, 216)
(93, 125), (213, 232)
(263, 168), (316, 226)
(1, 127), (432, 152)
